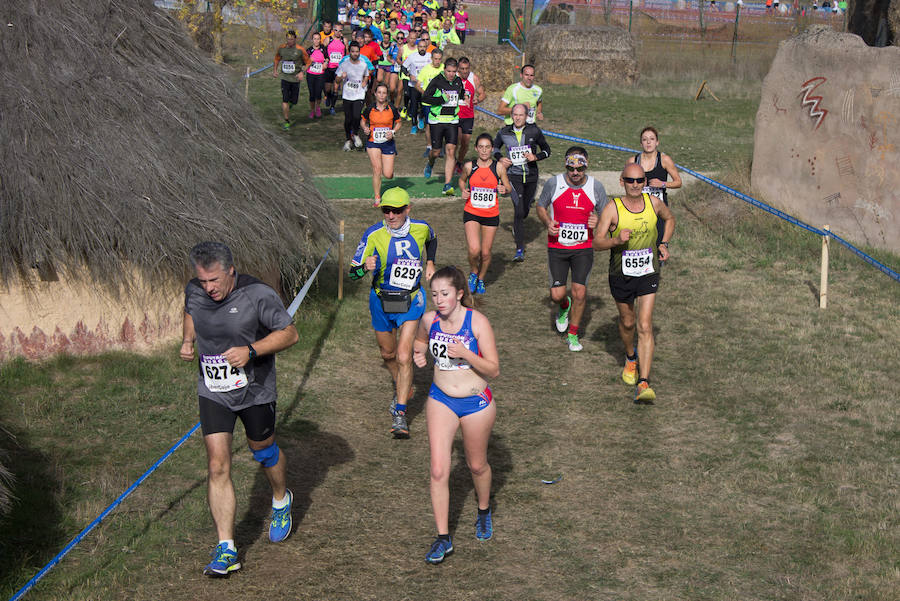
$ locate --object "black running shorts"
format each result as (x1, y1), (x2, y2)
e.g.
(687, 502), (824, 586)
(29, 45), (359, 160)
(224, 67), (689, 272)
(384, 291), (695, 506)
(463, 210), (500, 227)
(608, 273), (660, 304)
(199, 396), (277, 441)
(430, 122), (459, 148)
(281, 79), (300, 105)
(548, 247), (594, 288)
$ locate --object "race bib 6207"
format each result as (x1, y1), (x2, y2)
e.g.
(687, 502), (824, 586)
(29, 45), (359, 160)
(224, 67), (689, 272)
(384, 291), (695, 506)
(558, 222), (588, 246)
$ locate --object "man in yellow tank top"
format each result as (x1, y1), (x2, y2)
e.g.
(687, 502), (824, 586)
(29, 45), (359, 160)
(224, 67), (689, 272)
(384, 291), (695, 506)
(593, 163), (675, 404)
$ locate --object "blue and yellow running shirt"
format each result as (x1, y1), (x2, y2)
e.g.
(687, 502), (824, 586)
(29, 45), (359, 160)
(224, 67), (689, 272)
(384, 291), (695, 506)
(351, 219), (437, 294)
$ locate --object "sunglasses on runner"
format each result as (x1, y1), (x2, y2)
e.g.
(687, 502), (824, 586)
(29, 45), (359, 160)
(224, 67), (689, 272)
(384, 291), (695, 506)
(382, 206), (406, 214)
(623, 176), (645, 183)
(566, 166), (586, 173)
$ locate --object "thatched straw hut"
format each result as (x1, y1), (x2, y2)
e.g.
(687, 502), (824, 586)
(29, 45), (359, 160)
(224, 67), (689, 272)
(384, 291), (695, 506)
(526, 25), (637, 86)
(1, 0), (337, 360)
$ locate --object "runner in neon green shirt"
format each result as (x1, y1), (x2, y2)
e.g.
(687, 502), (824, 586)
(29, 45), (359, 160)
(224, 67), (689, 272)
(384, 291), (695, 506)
(498, 64), (543, 125)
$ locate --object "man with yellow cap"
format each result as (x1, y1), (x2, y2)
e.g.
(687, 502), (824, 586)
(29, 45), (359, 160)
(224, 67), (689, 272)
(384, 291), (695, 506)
(349, 187), (437, 437)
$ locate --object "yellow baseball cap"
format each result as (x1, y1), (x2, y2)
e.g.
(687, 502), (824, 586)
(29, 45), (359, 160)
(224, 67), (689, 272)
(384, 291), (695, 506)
(380, 187), (410, 208)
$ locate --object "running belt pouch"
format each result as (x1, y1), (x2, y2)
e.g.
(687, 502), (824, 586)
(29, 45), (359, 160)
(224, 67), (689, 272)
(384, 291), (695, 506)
(379, 289), (411, 313)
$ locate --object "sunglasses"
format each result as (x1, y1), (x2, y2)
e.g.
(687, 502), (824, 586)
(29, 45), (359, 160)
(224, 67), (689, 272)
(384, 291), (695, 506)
(566, 166), (586, 173)
(381, 206), (406, 214)
(623, 176), (645, 183)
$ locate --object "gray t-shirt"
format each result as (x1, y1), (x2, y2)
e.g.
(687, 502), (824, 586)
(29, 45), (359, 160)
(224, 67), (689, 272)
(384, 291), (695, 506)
(185, 274), (293, 411)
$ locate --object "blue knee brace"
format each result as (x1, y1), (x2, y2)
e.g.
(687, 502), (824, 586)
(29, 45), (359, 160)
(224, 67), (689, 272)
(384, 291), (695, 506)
(250, 442), (280, 468)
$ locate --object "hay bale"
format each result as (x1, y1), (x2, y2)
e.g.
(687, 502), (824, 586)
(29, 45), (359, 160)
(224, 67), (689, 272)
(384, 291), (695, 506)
(526, 25), (637, 86)
(0, 0), (338, 359)
(443, 44), (522, 93)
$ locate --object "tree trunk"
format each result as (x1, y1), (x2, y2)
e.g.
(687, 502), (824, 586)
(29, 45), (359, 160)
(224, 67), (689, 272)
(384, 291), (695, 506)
(213, 0), (225, 64)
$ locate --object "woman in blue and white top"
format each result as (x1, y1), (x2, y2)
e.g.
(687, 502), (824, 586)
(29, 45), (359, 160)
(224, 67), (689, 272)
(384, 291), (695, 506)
(413, 266), (499, 565)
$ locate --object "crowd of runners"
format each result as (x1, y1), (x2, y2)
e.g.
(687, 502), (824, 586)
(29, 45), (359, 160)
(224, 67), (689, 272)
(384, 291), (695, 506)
(187, 8), (683, 575)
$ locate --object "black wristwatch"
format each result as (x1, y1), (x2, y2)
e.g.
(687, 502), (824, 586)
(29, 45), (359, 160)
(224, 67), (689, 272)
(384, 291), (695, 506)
(660, 241), (670, 248)
(247, 344), (257, 359)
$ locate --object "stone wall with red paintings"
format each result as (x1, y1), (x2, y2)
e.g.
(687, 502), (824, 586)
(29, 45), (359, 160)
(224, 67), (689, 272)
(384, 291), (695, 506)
(751, 26), (900, 254)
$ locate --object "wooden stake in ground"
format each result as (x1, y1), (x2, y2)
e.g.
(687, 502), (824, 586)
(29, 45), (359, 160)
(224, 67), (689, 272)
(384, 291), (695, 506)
(338, 220), (345, 300)
(820, 224), (830, 309)
(694, 80), (720, 102)
(245, 66), (250, 100)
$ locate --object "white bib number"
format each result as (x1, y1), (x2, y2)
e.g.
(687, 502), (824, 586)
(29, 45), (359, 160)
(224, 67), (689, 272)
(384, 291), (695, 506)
(430, 332), (468, 370)
(470, 187), (497, 209)
(201, 355), (247, 393)
(622, 248), (655, 277)
(373, 127), (391, 143)
(558, 222), (588, 246)
(642, 186), (665, 201)
(456, 21), (466, 30)
(329, 51), (343, 63)
(388, 258), (422, 289)
(308, 61), (324, 74)
(442, 90), (459, 107)
(509, 145), (529, 166)
(281, 61), (296, 74)
(527, 106), (536, 122)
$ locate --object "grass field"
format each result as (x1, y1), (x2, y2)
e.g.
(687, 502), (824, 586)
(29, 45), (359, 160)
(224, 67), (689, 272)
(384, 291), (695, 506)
(2, 16), (899, 601)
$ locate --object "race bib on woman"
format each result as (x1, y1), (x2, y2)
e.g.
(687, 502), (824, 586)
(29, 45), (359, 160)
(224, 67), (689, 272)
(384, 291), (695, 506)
(200, 354), (247, 392)
(470, 187), (497, 209)
(373, 127), (391, 143)
(429, 332), (469, 370)
(308, 61), (324, 75)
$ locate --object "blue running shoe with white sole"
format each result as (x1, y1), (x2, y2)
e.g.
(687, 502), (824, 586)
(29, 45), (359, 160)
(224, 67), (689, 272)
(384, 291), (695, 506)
(513, 248), (525, 262)
(476, 279), (486, 295)
(204, 543), (241, 577)
(425, 537), (454, 564)
(475, 510), (493, 540)
(417, 117), (425, 130)
(269, 488), (293, 542)
(467, 272), (478, 293)
(424, 163), (433, 179)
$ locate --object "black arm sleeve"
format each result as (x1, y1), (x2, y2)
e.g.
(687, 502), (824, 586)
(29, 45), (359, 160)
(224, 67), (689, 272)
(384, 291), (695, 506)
(492, 131), (504, 161)
(425, 236), (437, 263)
(420, 79), (440, 105)
(534, 131), (551, 161)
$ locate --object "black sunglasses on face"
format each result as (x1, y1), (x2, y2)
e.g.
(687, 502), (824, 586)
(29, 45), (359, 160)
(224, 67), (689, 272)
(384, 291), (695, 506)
(566, 166), (586, 173)
(382, 206), (406, 214)
(623, 177), (645, 183)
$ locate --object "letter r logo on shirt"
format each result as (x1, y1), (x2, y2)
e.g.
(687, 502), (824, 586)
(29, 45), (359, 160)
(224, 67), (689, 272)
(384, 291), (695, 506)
(394, 240), (414, 258)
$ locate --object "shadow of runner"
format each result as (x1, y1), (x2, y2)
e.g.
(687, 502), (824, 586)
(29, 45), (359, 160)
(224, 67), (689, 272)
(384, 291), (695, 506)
(234, 420), (354, 553)
(0, 427), (65, 596)
(446, 432), (512, 535)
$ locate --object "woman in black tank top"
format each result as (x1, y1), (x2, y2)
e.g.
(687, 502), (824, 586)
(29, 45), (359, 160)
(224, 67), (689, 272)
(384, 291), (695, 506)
(626, 126), (682, 206)
(627, 126), (682, 252)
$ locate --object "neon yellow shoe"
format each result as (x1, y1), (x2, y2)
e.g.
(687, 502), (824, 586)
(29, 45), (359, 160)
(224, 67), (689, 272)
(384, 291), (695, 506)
(622, 358), (637, 385)
(634, 381), (656, 404)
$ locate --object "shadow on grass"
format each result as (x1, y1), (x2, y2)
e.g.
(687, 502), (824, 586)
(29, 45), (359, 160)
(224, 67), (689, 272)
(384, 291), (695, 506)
(593, 315), (661, 361)
(0, 426), (65, 596)
(447, 432), (512, 535)
(235, 420), (354, 553)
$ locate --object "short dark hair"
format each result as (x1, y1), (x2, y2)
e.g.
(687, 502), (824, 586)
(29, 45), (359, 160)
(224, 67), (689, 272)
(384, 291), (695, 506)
(444, 57), (457, 68)
(640, 125), (660, 139)
(190, 242), (234, 271)
(349, 41), (361, 50)
(287, 29), (297, 37)
(458, 56), (470, 66)
(475, 132), (493, 146)
(521, 63), (535, 74)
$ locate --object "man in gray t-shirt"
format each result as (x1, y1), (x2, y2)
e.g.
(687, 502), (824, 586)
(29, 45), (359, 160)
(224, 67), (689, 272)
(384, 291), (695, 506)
(180, 241), (298, 577)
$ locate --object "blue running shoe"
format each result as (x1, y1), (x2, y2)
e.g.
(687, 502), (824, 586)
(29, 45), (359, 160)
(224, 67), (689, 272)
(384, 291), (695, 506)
(329, 106), (336, 115)
(513, 248), (525, 262)
(442, 183), (455, 196)
(425, 536), (454, 564)
(424, 163), (433, 179)
(204, 543), (241, 576)
(422, 146), (432, 158)
(410, 125), (419, 134)
(268, 488), (293, 542)
(475, 510), (493, 540)
(418, 117), (425, 130)
(476, 279), (486, 295)
(467, 272), (478, 293)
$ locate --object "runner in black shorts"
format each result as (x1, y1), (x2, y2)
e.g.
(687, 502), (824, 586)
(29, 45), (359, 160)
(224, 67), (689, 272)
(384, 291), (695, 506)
(181, 242), (299, 576)
(536, 147), (607, 352)
(593, 163), (675, 404)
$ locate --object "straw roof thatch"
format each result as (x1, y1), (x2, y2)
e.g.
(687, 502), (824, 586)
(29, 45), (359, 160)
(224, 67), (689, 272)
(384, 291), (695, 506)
(1, 0), (337, 292)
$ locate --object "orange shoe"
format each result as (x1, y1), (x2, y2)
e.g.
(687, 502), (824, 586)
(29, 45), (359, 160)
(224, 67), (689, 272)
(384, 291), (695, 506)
(622, 358), (638, 385)
(634, 380), (656, 404)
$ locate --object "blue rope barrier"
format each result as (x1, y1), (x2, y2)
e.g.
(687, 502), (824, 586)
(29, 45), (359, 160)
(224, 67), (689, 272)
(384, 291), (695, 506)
(475, 106), (900, 283)
(245, 63), (272, 78)
(9, 423), (202, 601)
(8, 246), (334, 601)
